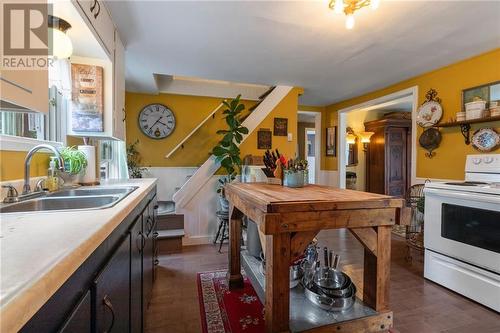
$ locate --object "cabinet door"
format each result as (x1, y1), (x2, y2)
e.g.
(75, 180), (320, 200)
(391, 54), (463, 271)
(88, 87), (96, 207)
(142, 202), (154, 310)
(130, 217), (143, 333)
(94, 235), (130, 333)
(385, 127), (408, 197)
(113, 33), (126, 140)
(58, 290), (91, 333)
(0, 69), (48, 113)
(75, 0), (115, 56)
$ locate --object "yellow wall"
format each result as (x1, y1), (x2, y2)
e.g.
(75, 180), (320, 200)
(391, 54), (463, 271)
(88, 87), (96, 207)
(125, 90), (300, 168)
(323, 48), (500, 180)
(0, 151), (49, 181)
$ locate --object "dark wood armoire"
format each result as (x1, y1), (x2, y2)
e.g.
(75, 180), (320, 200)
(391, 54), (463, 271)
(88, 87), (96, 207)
(364, 117), (411, 198)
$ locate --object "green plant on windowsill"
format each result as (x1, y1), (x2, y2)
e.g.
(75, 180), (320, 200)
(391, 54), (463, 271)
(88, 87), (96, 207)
(127, 140), (147, 178)
(211, 95), (249, 211)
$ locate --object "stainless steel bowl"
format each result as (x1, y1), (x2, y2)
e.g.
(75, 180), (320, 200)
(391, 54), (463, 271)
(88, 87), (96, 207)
(304, 281), (357, 312)
(313, 267), (351, 291)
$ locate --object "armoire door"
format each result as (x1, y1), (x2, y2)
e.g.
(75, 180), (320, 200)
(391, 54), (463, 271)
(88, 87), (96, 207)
(385, 127), (408, 197)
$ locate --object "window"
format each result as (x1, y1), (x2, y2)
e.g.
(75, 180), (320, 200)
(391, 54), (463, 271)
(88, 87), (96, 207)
(0, 108), (45, 140)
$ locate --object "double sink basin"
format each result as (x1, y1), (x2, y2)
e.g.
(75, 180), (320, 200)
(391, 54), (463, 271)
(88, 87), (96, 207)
(0, 186), (138, 213)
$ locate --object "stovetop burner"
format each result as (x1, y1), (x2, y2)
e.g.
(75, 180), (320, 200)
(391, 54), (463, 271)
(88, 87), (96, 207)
(444, 181), (488, 186)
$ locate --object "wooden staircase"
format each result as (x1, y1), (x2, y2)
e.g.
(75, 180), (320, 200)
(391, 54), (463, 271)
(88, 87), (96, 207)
(156, 201), (184, 253)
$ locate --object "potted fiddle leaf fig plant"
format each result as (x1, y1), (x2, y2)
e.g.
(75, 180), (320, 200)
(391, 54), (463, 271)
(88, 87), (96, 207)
(212, 95), (248, 211)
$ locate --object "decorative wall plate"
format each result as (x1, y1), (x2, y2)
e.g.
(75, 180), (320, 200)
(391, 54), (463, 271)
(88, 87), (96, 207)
(417, 88), (443, 128)
(417, 101), (443, 128)
(471, 128), (499, 152)
(419, 128), (442, 158)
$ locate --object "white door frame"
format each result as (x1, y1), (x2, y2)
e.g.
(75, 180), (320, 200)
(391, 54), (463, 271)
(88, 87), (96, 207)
(337, 86), (419, 189)
(298, 110), (321, 184)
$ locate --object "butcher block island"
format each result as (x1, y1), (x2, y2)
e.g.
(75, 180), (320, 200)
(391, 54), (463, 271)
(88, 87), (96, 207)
(224, 183), (408, 333)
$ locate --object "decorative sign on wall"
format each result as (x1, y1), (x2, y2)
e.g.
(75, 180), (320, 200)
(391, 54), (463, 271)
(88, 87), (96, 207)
(326, 126), (337, 156)
(257, 129), (272, 149)
(273, 118), (288, 136)
(71, 63), (104, 132)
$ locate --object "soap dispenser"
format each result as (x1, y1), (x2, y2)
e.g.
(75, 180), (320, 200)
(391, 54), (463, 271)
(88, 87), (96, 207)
(46, 157), (60, 192)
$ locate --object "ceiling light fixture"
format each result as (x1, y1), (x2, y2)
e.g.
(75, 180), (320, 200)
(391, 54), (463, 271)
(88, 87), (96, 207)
(328, 0), (380, 29)
(48, 15), (73, 59)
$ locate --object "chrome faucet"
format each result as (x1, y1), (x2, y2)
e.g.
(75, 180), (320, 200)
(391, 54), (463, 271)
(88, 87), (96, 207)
(23, 144), (65, 194)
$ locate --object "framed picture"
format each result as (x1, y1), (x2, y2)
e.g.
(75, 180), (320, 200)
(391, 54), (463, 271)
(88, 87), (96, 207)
(71, 63), (104, 132)
(462, 81), (500, 111)
(326, 126), (337, 156)
(257, 129), (272, 149)
(273, 118), (288, 136)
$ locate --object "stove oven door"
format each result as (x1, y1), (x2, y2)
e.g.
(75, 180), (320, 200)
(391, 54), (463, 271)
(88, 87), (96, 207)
(424, 187), (500, 274)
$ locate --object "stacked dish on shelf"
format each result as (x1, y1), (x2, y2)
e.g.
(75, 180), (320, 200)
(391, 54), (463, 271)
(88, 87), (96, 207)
(465, 99), (487, 120)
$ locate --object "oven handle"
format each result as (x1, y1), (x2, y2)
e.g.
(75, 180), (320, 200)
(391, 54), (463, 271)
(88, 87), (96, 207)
(424, 188), (500, 205)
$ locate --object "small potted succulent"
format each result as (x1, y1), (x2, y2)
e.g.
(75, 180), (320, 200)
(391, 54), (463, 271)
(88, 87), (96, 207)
(283, 159), (308, 188)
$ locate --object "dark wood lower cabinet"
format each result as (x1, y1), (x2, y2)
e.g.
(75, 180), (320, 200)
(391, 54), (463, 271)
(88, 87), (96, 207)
(20, 189), (158, 333)
(130, 216), (144, 333)
(58, 290), (91, 333)
(94, 234), (131, 333)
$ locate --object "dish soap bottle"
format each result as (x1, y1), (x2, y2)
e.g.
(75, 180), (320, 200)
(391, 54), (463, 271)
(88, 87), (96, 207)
(46, 157), (60, 192)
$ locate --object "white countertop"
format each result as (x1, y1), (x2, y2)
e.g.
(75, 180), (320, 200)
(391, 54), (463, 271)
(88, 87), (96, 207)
(0, 178), (157, 333)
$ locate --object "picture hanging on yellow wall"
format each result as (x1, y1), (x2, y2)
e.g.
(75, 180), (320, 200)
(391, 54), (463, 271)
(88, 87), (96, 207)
(273, 118), (288, 136)
(257, 129), (272, 149)
(326, 126), (337, 156)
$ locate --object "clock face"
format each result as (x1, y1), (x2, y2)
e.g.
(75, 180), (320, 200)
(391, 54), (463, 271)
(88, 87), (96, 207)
(138, 104), (176, 139)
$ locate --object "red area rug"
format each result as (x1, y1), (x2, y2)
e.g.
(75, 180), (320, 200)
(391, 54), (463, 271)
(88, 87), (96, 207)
(197, 270), (398, 333)
(197, 270), (264, 333)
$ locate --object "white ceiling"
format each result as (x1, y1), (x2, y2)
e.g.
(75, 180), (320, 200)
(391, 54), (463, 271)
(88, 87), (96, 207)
(106, 1), (500, 106)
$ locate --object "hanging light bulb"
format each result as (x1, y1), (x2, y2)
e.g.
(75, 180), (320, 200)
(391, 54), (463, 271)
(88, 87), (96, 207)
(345, 14), (355, 29)
(370, 0), (380, 11)
(48, 15), (73, 59)
(334, 0), (344, 14)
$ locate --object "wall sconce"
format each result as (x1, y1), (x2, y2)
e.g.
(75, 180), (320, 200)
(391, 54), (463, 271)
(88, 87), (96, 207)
(358, 131), (374, 152)
(346, 127), (357, 144)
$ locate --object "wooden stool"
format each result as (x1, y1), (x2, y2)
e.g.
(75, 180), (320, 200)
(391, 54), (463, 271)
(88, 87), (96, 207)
(214, 210), (229, 253)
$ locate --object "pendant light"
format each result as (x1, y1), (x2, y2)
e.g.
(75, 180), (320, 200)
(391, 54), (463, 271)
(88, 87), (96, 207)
(48, 15), (73, 59)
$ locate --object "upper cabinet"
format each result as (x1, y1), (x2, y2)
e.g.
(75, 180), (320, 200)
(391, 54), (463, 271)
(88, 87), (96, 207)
(74, 0), (115, 59)
(0, 69), (49, 114)
(113, 33), (126, 141)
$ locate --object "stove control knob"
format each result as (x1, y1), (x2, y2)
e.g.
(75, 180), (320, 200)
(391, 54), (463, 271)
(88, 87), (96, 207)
(483, 156), (494, 164)
(472, 158), (481, 165)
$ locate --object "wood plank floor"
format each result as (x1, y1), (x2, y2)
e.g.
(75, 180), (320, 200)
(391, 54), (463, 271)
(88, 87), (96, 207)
(145, 229), (500, 333)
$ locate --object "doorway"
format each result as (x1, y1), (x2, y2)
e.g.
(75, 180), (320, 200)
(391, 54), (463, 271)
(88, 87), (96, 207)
(337, 87), (418, 190)
(297, 110), (321, 184)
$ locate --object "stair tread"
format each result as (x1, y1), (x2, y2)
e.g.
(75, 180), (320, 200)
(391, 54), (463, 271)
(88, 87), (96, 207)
(157, 229), (185, 239)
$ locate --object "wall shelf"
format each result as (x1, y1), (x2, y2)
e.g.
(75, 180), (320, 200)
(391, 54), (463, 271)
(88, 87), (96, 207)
(434, 115), (500, 144)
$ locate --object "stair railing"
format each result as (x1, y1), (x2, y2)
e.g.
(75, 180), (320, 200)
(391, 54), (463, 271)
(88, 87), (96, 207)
(165, 101), (226, 158)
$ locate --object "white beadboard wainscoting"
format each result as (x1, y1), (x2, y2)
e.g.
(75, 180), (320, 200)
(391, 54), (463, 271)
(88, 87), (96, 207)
(143, 167), (198, 201)
(317, 170), (339, 187)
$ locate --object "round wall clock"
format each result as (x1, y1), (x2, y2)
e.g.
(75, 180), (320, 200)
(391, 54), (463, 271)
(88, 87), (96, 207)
(138, 103), (176, 139)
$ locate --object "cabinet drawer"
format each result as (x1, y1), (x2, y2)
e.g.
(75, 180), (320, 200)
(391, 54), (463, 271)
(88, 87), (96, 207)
(76, 0), (115, 56)
(57, 290), (91, 333)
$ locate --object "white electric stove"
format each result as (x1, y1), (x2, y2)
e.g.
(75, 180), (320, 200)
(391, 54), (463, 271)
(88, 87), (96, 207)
(424, 154), (500, 312)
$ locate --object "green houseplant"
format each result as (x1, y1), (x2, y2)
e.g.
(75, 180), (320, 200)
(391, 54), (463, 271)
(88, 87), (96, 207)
(212, 95), (249, 211)
(127, 140), (147, 178)
(57, 146), (88, 185)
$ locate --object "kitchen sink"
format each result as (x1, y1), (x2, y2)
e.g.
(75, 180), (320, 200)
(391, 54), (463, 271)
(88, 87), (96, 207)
(47, 186), (138, 197)
(0, 186), (138, 213)
(0, 196), (120, 213)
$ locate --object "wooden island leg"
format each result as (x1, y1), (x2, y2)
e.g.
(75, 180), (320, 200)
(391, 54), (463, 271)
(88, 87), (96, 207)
(363, 225), (391, 311)
(227, 205), (244, 289)
(265, 232), (291, 333)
